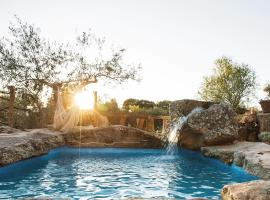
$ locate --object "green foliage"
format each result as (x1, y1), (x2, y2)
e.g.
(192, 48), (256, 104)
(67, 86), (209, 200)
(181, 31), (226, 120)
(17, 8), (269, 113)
(0, 93), (43, 128)
(128, 106), (168, 116)
(97, 99), (120, 113)
(263, 84), (270, 97)
(199, 57), (256, 110)
(137, 100), (155, 109)
(122, 98), (155, 111)
(156, 100), (172, 111)
(128, 105), (140, 113)
(69, 31), (141, 84)
(0, 17), (141, 128)
(122, 98), (139, 111)
(0, 17), (71, 114)
(122, 98), (170, 116)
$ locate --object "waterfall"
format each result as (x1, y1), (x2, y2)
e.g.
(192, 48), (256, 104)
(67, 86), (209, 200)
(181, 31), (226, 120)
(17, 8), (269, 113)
(166, 107), (203, 154)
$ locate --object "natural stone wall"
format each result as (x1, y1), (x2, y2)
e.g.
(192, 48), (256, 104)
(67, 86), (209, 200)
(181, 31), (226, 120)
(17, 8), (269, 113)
(187, 103), (238, 146)
(236, 112), (259, 142)
(0, 129), (65, 166)
(258, 113), (270, 132)
(0, 126), (162, 167)
(170, 100), (239, 150)
(64, 125), (162, 148)
(170, 99), (214, 122)
(201, 142), (270, 179)
(222, 180), (270, 200)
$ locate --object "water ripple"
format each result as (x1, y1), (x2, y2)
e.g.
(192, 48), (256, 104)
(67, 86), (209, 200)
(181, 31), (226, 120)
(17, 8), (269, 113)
(0, 147), (258, 199)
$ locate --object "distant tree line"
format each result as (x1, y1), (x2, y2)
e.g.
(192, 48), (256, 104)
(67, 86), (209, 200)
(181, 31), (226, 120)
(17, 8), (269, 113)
(96, 98), (171, 116)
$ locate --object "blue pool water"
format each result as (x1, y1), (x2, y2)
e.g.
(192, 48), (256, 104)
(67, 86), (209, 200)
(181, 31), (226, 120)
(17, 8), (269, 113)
(0, 147), (257, 199)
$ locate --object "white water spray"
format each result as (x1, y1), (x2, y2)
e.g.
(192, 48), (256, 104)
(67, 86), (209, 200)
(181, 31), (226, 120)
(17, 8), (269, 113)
(166, 107), (203, 154)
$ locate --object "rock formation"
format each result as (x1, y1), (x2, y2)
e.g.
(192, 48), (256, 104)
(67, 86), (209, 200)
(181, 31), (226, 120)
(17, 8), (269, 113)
(64, 125), (162, 148)
(170, 100), (239, 150)
(187, 103), (238, 145)
(0, 125), (162, 167)
(170, 99), (214, 122)
(0, 129), (65, 166)
(201, 142), (270, 179)
(222, 180), (270, 200)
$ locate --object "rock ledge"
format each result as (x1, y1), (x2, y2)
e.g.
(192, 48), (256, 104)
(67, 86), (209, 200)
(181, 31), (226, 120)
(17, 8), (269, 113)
(201, 141), (270, 179)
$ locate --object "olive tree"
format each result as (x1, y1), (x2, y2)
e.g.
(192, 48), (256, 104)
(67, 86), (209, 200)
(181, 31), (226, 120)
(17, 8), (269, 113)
(199, 57), (256, 110)
(67, 31), (141, 88)
(0, 17), (72, 126)
(0, 17), (141, 127)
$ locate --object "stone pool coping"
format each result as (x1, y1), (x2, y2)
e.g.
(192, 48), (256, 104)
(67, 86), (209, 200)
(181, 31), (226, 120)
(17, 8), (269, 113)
(0, 126), (162, 166)
(201, 142), (270, 199)
(201, 141), (270, 180)
(1, 126), (270, 199)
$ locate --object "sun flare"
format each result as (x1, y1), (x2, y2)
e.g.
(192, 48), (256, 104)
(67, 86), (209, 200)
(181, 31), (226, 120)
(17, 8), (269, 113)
(74, 91), (95, 110)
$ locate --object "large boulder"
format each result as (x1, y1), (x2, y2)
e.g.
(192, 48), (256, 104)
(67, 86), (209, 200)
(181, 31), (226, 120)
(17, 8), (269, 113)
(187, 103), (239, 146)
(221, 180), (270, 200)
(0, 129), (65, 166)
(257, 113), (270, 132)
(177, 126), (204, 150)
(201, 142), (270, 179)
(170, 99), (214, 123)
(64, 125), (163, 148)
(170, 100), (239, 150)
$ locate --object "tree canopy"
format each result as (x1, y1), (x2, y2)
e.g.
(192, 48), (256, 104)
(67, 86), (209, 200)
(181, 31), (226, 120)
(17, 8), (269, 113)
(199, 57), (256, 109)
(122, 98), (155, 111)
(0, 18), (141, 110)
(0, 17), (141, 127)
(122, 98), (170, 115)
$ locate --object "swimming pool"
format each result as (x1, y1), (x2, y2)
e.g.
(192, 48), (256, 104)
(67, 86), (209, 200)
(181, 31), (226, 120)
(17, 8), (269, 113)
(0, 147), (257, 199)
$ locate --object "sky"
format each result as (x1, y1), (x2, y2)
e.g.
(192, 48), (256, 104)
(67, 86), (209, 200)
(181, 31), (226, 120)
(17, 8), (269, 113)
(1, 0), (270, 107)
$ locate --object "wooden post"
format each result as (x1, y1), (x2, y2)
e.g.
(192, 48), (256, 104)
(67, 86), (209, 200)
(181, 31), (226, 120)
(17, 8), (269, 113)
(8, 86), (15, 128)
(93, 91), (97, 110)
(119, 115), (127, 126)
(146, 117), (155, 132)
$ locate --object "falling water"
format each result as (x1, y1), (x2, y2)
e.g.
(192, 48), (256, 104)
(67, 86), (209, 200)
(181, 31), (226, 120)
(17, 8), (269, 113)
(166, 107), (203, 154)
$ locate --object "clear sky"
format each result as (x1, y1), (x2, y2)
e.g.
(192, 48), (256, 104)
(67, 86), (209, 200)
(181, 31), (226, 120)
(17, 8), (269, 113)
(1, 0), (270, 106)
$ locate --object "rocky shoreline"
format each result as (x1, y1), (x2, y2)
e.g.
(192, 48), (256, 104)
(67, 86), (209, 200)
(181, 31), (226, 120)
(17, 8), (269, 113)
(0, 128), (65, 166)
(0, 125), (162, 167)
(201, 142), (270, 200)
(201, 141), (270, 179)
